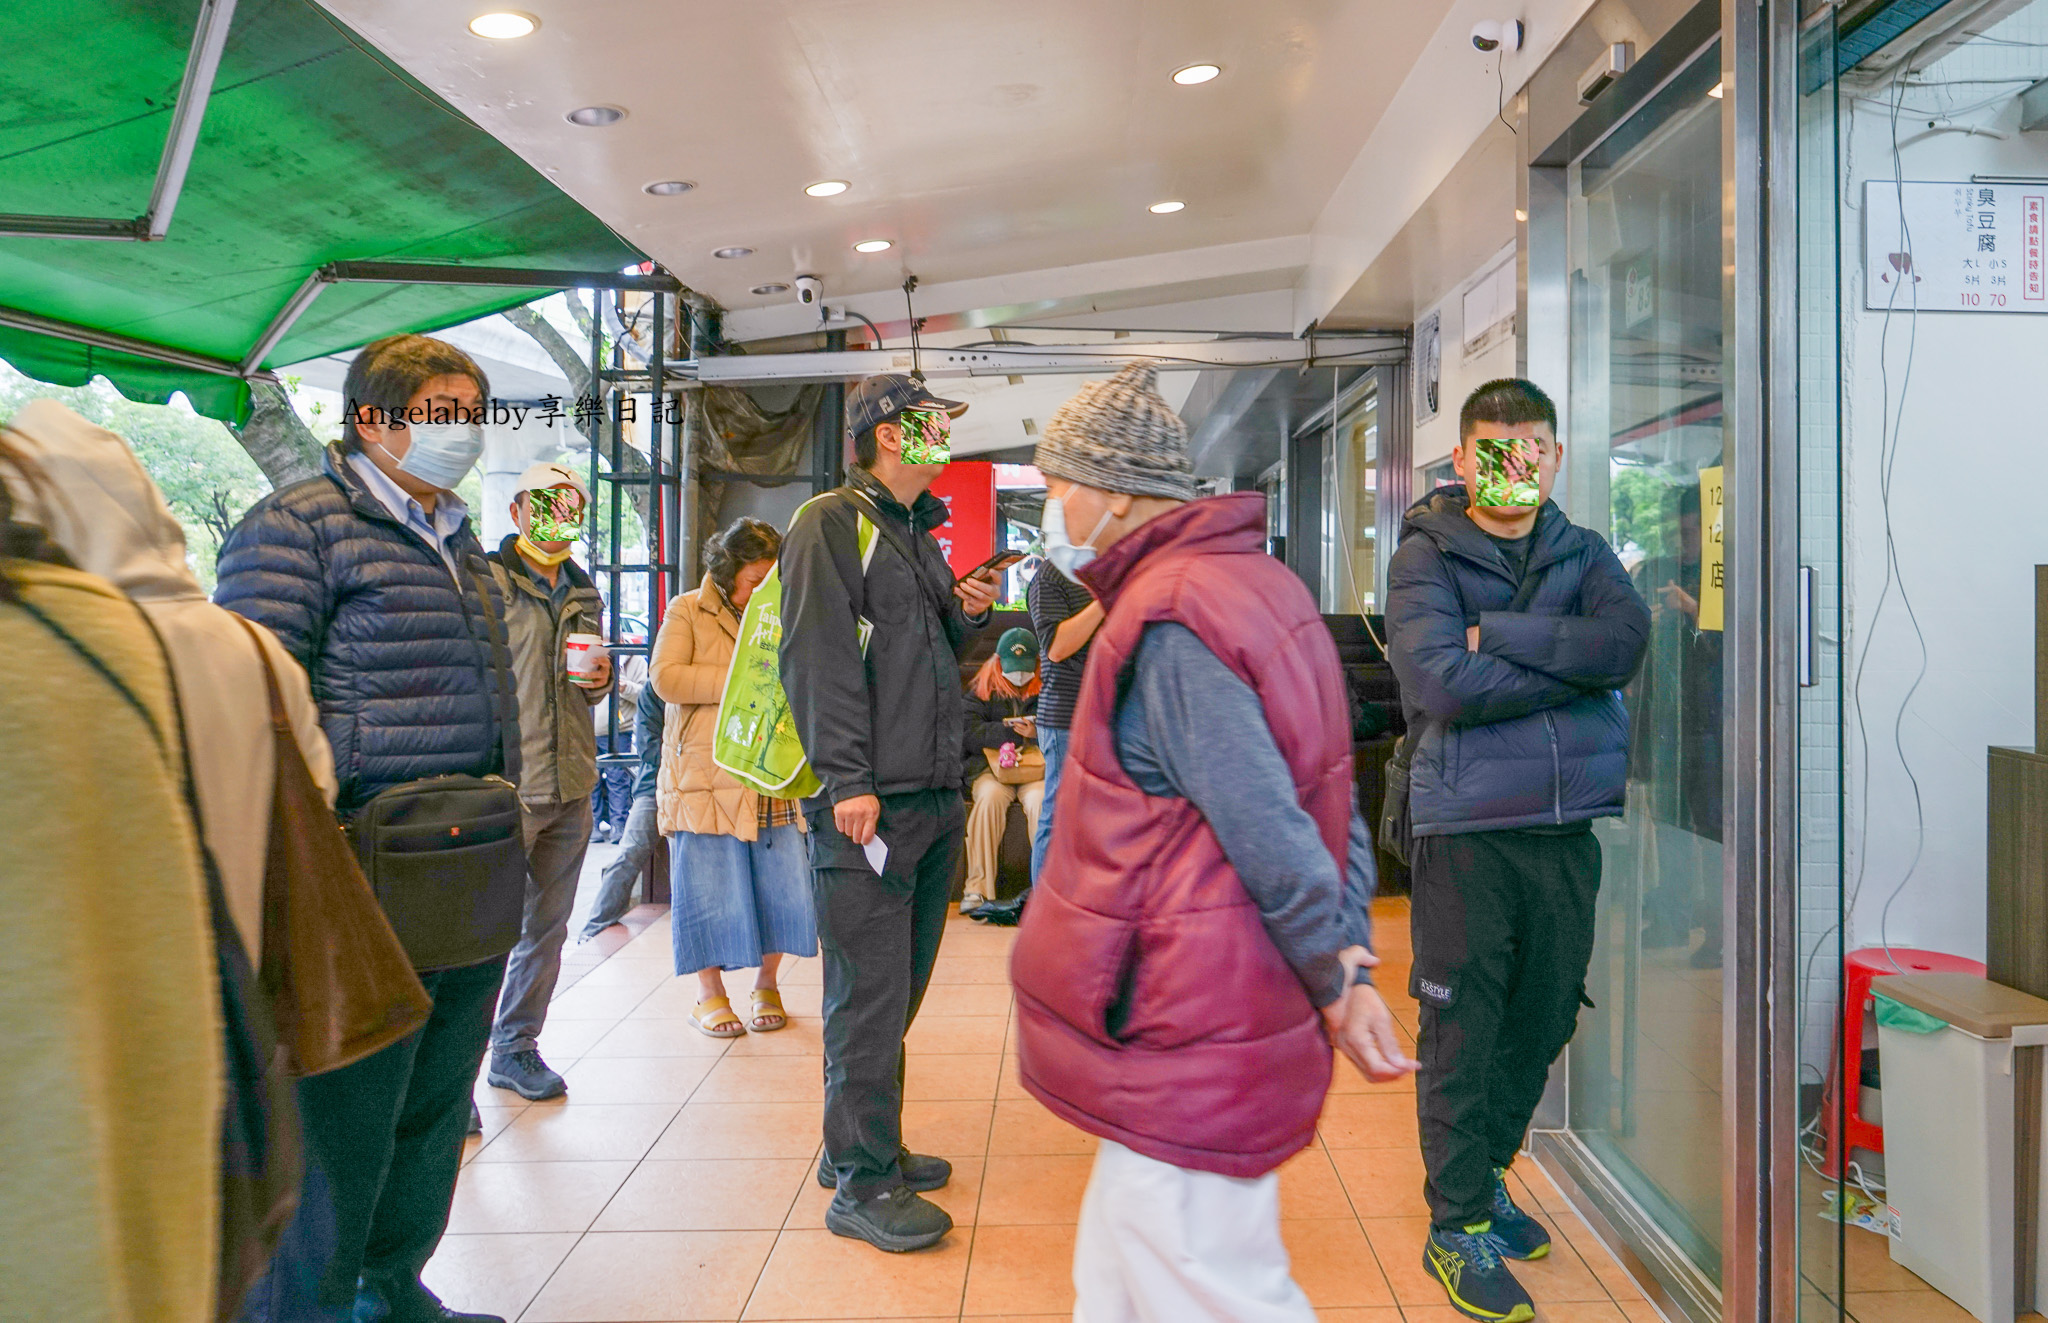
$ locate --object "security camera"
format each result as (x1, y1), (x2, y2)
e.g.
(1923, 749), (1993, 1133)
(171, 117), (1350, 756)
(794, 274), (824, 309)
(1472, 19), (1524, 53)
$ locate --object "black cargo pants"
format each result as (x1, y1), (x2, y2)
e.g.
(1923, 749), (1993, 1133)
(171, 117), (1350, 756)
(1410, 827), (1601, 1229)
(806, 787), (964, 1199)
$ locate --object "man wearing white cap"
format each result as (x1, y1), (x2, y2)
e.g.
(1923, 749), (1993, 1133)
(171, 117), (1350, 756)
(483, 461), (614, 1101)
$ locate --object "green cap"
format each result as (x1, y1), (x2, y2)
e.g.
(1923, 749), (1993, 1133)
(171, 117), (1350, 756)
(997, 627), (1039, 670)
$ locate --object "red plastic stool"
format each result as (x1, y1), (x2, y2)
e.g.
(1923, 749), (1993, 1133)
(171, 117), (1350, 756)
(1822, 946), (1985, 1177)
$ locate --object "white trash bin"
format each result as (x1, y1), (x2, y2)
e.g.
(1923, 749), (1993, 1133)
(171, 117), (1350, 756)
(1872, 973), (2048, 1323)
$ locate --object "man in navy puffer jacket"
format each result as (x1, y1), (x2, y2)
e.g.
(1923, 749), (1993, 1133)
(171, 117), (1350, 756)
(216, 334), (515, 1323)
(1386, 379), (1648, 1323)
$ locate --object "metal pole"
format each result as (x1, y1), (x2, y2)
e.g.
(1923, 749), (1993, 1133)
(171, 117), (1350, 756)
(145, 0), (238, 239)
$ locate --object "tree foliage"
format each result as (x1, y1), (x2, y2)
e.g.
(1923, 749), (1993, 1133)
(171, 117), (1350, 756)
(0, 366), (270, 589)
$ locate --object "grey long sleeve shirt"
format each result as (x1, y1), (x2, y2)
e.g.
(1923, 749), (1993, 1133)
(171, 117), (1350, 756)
(1112, 621), (1377, 1008)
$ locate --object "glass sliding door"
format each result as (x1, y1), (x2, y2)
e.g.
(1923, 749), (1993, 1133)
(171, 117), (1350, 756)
(1556, 34), (1729, 1309)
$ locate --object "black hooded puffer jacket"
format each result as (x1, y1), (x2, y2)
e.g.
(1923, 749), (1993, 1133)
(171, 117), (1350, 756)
(1385, 486), (1650, 836)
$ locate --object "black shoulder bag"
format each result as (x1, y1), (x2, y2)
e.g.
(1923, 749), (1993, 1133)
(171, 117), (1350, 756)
(1379, 558), (1544, 866)
(348, 558), (529, 971)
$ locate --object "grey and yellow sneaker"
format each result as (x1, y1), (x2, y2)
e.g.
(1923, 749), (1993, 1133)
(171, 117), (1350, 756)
(1423, 1222), (1536, 1323)
(1485, 1167), (1552, 1260)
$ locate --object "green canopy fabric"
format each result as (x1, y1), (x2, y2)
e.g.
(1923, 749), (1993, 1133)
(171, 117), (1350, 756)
(0, 0), (646, 423)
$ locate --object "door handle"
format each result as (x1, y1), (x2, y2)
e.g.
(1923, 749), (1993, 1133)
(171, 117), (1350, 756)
(1798, 565), (1817, 688)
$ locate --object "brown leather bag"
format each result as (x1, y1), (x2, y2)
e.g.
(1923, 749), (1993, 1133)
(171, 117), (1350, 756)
(234, 617), (432, 1076)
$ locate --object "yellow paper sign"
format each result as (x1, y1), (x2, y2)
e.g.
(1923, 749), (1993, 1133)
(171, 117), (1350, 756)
(1697, 466), (1724, 632)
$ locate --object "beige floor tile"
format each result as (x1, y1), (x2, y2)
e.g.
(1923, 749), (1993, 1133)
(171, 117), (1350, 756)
(976, 1153), (1094, 1225)
(1398, 1307), (1477, 1323)
(522, 1228), (778, 1322)
(1516, 1237), (1612, 1305)
(1319, 1093), (1422, 1149)
(536, 1017), (615, 1062)
(1557, 1215), (1652, 1300)
(788, 1156), (986, 1229)
(906, 1015), (1009, 1055)
(546, 982), (658, 1020)
(582, 1016), (742, 1058)
(1622, 1301), (1672, 1323)
(472, 1102), (680, 1164)
(907, 1052), (1003, 1102)
(556, 1053), (718, 1104)
(928, 955), (1013, 985)
(1314, 1310), (1405, 1322)
(421, 1232), (578, 1321)
(649, 1101), (825, 1161)
(776, 956), (824, 985)
(998, 1054), (1035, 1101)
(987, 1100), (1099, 1156)
(723, 1016), (831, 1058)
(903, 1099), (997, 1157)
(566, 957), (677, 992)
(1277, 1145), (1356, 1220)
(464, 1105), (523, 1157)
(695, 1055), (828, 1103)
(961, 1222), (1077, 1317)
(1284, 1219), (1399, 1308)
(916, 983), (1016, 1016)
(446, 1160), (635, 1234)
(1845, 1292), (1982, 1323)
(1330, 1144), (1431, 1219)
(594, 1157), (812, 1232)
(1534, 1303), (1630, 1323)
(744, 1226), (973, 1319)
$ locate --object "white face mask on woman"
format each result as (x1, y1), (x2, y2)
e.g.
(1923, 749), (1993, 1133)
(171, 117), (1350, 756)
(1041, 494), (1113, 581)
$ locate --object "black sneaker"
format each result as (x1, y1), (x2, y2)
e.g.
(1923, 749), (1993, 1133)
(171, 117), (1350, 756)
(467, 1101), (483, 1136)
(353, 1273), (505, 1322)
(486, 1049), (566, 1101)
(1423, 1223), (1535, 1323)
(816, 1149), (951, 1192)
(825, 1184), (953, 1252)
(1486, 1168), (1551, 1260)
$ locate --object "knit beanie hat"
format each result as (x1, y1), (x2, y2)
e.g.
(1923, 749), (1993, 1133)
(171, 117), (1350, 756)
(1035, 360), (1195, 501)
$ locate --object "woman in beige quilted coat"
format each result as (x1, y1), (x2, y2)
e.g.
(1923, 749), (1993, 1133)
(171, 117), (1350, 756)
(652, 517), (817, 1037)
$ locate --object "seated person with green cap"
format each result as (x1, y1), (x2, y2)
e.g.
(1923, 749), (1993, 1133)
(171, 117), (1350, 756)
(960, 626), (1044, 914)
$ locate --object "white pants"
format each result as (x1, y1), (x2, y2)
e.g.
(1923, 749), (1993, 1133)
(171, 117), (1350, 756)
(1073, 1139), (1316, 1323)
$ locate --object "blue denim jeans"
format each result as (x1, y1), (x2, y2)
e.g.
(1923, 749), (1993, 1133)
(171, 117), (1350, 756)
(1031, 724), (1069, 883)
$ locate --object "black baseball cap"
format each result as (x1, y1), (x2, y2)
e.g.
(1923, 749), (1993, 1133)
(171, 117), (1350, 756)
(846, 373), (968, 440)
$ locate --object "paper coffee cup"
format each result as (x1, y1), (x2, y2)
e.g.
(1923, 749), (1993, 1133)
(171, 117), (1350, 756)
(564, 632), (607, 676)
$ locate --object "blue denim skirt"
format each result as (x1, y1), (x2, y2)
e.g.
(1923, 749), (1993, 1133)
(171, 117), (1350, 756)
(669, 823), (819, 974)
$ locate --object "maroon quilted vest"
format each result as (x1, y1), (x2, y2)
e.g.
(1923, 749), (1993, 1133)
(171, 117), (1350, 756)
(1010, 493), (1353, 1177)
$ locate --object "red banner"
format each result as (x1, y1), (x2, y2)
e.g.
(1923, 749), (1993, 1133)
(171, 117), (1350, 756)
(925, 461), (997, 579)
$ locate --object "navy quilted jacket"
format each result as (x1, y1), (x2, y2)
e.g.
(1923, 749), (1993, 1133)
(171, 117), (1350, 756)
(1385, 486), (1650, 836)
(214, 445), (519, 815)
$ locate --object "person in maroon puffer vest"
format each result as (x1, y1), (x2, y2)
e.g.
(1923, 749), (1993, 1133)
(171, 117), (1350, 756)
(1011, 362), (1417, 1323)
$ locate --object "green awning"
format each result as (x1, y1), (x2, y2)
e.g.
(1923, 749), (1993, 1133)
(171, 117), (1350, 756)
(0, 0), (650, 423)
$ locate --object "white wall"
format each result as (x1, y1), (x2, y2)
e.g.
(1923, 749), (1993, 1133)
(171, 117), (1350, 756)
(1836, 40), (2048, 962)
(1412, 243), (1522, 479)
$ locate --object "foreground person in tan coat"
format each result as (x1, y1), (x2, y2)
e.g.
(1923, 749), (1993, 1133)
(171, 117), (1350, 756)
(652, 517), (817, 1037)
(0, 428), (223, 1323)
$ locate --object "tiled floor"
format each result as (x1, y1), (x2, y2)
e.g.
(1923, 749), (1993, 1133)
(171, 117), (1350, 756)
(430, 886), (1671, 1322)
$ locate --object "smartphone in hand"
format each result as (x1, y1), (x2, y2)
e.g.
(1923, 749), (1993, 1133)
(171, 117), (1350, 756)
(958, 549), (1026, 583)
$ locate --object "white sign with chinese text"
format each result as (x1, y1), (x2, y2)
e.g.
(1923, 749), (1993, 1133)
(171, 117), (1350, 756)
(1863, 180), (2048, 312)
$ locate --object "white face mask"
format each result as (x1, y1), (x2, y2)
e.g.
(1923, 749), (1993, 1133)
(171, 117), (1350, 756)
(1002, 670), (1036, 688)
(377, 422), (484, 491)
(1042, 494), (1113, 581)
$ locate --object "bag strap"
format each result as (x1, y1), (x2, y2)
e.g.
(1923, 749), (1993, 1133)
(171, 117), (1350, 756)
(228, 613), (293, 734)
(465, 556), (523, 785)
(838, 488), (958, 627)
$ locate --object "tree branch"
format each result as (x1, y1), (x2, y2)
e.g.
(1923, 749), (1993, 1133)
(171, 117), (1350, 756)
(229, 379), (324, 489)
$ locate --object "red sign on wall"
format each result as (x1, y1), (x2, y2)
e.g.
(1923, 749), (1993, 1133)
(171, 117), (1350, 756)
(925, 461), (997, 579)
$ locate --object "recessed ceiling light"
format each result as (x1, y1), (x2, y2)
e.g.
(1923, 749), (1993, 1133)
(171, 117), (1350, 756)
(853, 239), (893, 253)
(713, 246), (754, 259)
(1515, 208), (1529, 222)
(1172, 63), (1222, 85)
(751, 283), (791, 296)
(1709, 81), (1725, 99)
(566, 105), (625, 127)
(1148, 200), (1186, 214)
(643, 179), (694, 196)
(469, 11), (537, 38)
(805, 180), (850, 198)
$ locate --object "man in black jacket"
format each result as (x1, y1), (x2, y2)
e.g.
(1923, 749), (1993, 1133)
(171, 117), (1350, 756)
(217, 334), (514, 1323)
(779, 373), (998, 1253)
(1385, 379), (1649, 1323)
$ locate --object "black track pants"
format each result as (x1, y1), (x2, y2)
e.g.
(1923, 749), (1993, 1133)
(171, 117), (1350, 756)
(1410, 828), (1600, 1229)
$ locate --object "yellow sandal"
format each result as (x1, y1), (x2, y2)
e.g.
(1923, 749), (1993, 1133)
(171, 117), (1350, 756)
(749, 988), (788, 1033)
(692, 996), (746, 1039)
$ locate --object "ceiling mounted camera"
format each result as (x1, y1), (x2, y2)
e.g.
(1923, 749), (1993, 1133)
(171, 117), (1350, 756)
(1471, 19), (1525, 53)
(794, 274), (824, 311)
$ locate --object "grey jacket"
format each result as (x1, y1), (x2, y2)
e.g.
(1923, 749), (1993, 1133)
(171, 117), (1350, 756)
(486, 535), (610, 804)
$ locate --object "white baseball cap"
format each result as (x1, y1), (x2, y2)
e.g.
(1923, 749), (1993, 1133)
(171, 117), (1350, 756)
(514, 460), (589, 502)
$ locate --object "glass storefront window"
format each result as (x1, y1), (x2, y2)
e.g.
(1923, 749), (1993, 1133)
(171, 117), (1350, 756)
(1562, 36), (1727, 1291)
